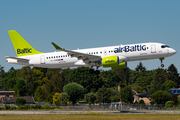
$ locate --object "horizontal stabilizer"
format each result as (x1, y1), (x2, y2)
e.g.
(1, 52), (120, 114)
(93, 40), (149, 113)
(5, 56), (29, 62)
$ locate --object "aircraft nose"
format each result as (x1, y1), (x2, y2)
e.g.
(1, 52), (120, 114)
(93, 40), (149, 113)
(170, 49), (176, 55)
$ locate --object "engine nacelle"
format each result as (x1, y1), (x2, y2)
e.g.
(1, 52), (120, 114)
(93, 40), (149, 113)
(102, 56), (127, 69)
(111, 62), (127, 69)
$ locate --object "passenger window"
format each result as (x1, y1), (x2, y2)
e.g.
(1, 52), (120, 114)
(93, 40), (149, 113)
(96, 52), (98, 54)
(46, 57), (48, 59)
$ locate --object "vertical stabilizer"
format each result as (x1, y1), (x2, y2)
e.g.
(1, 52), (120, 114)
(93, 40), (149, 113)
(8, 30), (43, 57)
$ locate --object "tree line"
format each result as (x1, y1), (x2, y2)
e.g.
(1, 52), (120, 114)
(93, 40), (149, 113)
(0, 63), (179, 105)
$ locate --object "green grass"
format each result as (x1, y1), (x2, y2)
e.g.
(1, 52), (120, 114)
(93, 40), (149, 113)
(1, 114), (180, 120)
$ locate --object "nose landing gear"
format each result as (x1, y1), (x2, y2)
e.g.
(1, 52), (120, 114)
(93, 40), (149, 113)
(159, 57), (164, 68)
(161, 63), (164, 67)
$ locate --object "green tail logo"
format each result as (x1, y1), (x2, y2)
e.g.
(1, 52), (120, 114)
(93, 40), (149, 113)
(17, 48), (32, 54)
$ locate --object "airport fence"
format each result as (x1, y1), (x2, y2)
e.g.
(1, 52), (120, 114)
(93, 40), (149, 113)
(53, 103), (180, 110)
(1, 102), (180, 110)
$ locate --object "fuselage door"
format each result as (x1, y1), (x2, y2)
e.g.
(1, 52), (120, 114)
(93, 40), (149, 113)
(151, 45), (156, 53)
(40, 55), (45, 64)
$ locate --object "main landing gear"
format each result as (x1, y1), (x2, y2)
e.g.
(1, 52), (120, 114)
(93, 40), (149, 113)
(89, 67), (100, 74)
(159, 57), (164, 68)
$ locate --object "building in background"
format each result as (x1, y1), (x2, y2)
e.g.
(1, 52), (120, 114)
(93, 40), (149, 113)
(0, 96), (35, 105)
(0, 89), (14, 100)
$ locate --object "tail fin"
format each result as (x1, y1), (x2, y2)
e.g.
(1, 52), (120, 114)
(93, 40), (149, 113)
(8, 30), (43, 57)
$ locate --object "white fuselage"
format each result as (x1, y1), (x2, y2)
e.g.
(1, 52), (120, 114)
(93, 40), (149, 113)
(6, 42), (176, 68)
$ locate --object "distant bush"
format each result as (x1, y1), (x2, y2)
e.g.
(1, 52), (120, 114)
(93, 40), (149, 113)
(165, 101), (174, 107)
(17, 106), (26, 110)
(35, 104), (42, 109)
(0, 103), (56, 110)
(23, 104), (30, 110)
(4, 104), (9, 110)
(139, 100), (145, 105)
(32, 104), (42, 110)
(63, 82), (84, 104)
(134, 101), (138, 105)
(110, 95), (120, 102)
(51, 106), (55, 109)
(177, 95), (180, 105)
(30, 105), (35, 110)
(10, 105), (17, 110)
(151, 90), (171, 105)
(43, 104), (51, 110)
(15, 98), (26, 106)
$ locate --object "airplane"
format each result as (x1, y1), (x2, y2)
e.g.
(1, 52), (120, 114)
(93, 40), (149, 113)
(6, 30), (176, 74)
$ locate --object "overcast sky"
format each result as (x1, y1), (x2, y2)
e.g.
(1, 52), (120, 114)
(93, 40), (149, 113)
(0, 0), (180, 72)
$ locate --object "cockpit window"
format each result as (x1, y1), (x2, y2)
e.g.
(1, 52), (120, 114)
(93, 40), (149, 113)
(161, 45), (165, 48)
(165, 45), (170, 48)
(161, 45), (170, 48)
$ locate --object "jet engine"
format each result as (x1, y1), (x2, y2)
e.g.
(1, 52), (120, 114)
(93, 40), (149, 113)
(102, 56), (127, 69)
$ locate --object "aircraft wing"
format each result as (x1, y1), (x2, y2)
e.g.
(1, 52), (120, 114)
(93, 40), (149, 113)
(5, 56), (29, 62)
(51, 42), (101, 61)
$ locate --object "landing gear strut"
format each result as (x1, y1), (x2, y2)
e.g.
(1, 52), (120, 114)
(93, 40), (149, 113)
(159, 58), (164, 68)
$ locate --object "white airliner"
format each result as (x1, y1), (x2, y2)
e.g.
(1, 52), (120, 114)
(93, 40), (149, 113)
(6, 30), (176, 74)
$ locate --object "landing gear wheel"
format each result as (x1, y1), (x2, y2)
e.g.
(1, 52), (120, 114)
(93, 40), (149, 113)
(159, 58), (165, 68)
(161, 64), (164, 67)
(89, 69), (94, 73)
(95, 70), (100, 75)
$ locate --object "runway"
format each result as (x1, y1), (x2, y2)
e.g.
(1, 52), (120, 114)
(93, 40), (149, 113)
(1, 110), (180, 114)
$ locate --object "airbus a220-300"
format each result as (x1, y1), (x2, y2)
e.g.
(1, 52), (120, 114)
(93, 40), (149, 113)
(6, 30), (176, 74)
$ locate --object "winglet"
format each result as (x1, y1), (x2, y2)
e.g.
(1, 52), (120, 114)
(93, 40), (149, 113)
(51, 42), (62, 50)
